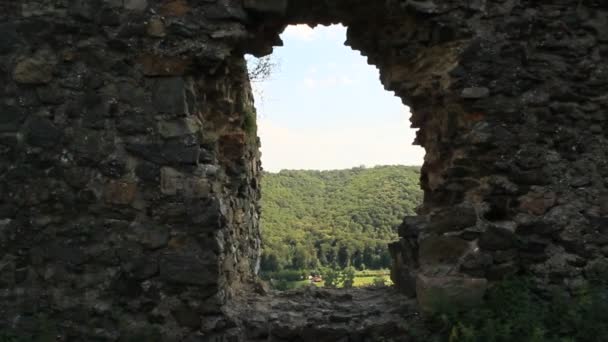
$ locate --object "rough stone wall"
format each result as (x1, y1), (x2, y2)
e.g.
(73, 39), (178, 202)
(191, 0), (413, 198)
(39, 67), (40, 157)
(246, 0), (608, 312)
(1, 0), (608, 339)
(377, 0), (608, 312)
(0, 1), (260, 340)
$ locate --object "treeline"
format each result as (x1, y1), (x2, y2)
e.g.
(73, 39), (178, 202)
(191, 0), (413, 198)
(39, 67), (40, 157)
(260, 165), (422, 273)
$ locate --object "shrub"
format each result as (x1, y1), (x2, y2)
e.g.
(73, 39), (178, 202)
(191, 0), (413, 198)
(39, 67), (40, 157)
(372, 276), (387, 287)
(243, 109), (257, 135)
(342, 267), (356, 288)
(323, 267), (342, 288)
(266, 269), (307, 282)
(428, 277), (608, 342)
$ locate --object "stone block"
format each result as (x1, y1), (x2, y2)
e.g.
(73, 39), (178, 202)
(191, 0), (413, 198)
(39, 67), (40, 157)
(160, 242), (218, 286)
(0, 23), (18, 55)
(478, 222), (517, 251)
(152, 77), (189, 115)
(461, 87), (490, 99)
(427, 206), (477, 233)
(161, 167), (210, 198)
(419, 236), (471, 267)
(397, 215), (427, 238)
(416, 274), (487, 315)
(13, 57), (54, 84)
(160, 0), (190, 16)
(129, 222), (169, 250)
(72, 130), (113, 163)
(104, 180), (137, 205)
(0, 105), (25, 132)
(124, 0), (148, 11)
(69, 0), (100, 20)
(0, 255), (16, 287)
(147, 17), (166, 37)
(162, 143), (200, 164)
(158, 117), (201, 138)
(160, 167), (183, 195)
(518, 190), (556, 216)
(139, 54), (191, 76)
(172, 305), (201, 329)
(126, 142), (200, 165)
(26, 117), (62, 147)
(37, 85), (65, 104)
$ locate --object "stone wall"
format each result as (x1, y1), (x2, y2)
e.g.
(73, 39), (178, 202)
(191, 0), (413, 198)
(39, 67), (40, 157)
(247, 0), (608, 312)
(1, 0), (607, 339)
(0, 1), (261, 340)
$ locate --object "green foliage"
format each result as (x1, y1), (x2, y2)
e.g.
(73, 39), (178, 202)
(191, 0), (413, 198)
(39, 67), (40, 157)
(267, 269), (308, 282)
(429, 278), (608, 342)
(323, 267), (342, 289)
(260, 165), (422, 274)
(243, 108), (257, 135)
(319, 266), (358, 289)
(372, 276), (387, 287)
(342, 266), (356, 288)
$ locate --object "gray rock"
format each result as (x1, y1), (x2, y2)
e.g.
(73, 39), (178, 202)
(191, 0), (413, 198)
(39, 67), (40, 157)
(129, 222), (169, 250)
(0, 24), (18, 55)
(158, 117), (201, 138)
(126, 142), (200, 165)
(124, 0), (148, 11)
(478, 222), (518, 251)
(160, 241), (219, 286)
(26, 117), (62, 147)
(428, 206), (477, 233)
(0, 255), (16, 287)
(152, 78), (189, 115)
(0, 105), (25, 132)
(13, 57), (54, 84)
(147, 17), (166, 37)
(461, 87), (490, 99)
(419, 236), (471, 267)
(406, 0), (438, 14)
(69, 0), (100, 20)
(172, 305), (201, 329)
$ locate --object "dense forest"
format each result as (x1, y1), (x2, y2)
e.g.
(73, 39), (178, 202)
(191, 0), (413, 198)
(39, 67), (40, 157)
(259, 165), (422, 273)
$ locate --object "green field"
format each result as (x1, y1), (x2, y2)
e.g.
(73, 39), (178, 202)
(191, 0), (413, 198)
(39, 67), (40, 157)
(353, 270), (393, 287)
(272, 270), (392, 290)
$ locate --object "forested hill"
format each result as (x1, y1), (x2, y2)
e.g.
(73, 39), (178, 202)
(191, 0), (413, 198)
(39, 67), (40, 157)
(260, 165), (422, 273)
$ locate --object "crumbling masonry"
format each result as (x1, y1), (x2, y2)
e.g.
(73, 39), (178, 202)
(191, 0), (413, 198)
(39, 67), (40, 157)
(1, 0), (607, 340)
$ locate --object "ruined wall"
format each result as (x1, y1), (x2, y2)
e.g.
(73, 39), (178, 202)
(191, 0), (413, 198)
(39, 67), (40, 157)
(1, 0), (608, 340)
(247, 0), (608, 312)
(0, 1), (261, 340)
(377, 0), (608, 312)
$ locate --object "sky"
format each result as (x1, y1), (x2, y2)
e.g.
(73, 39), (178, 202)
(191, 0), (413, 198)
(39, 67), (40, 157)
(248, 24), (425, 172)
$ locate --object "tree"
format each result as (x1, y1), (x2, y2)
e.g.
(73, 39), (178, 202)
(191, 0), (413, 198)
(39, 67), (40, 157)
(246, 55), (279, 83)
(259, 166), (423, 273)
(342, 267), (356, 288)
(323, 267), (342, 288)
(337, 244), (351, 268)
(260, 252), (280, 272)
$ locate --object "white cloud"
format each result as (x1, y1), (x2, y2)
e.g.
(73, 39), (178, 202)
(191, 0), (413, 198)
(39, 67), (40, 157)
(303, 75), (357, 89)
(281, 24), (347, 42)
(258, 117), (425, 172)
(282, 25), (316, 41)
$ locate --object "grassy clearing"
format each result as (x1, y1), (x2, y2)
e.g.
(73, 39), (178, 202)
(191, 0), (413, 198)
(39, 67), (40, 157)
(276, 270), (392, 290)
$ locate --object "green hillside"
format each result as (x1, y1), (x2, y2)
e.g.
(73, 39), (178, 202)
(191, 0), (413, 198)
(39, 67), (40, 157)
(260, 165), (422, 273)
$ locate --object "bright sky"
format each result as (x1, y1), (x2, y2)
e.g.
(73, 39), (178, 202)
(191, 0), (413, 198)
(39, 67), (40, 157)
(249, 24), (425, 172)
